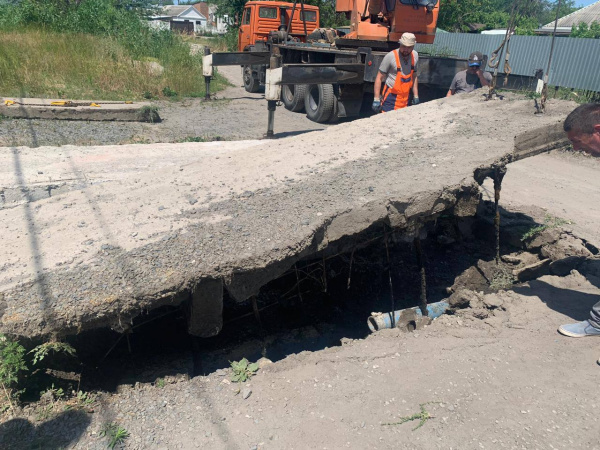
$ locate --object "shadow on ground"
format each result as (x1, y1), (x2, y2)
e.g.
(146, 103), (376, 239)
(514, 279), (599, 322)
(0, 409), (91, 450)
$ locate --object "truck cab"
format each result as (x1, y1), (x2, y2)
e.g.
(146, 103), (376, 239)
(238, 1), (320, 52)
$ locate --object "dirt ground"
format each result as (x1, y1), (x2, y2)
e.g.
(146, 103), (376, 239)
(0, 66), (328, 147)
(1, 68), (600, 450)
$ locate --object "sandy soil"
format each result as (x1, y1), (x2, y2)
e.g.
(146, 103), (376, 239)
(2, 268), (599, 449)
(1, 66), (599, 450)
(485, 151), (600, 246)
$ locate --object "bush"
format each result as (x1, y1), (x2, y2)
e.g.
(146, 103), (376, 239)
(0, 334), (27, 409)
(571, 21), (600, 39)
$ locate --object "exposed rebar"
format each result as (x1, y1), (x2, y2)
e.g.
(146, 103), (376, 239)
(493, 167), (507, 264)
(383, 226), (395, 328)
(251, 296), (264, 328)
(347, 248), (355, 290)
(413, 237), (428, 316)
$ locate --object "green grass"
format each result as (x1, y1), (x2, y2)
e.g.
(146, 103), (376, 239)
(99, 422), (129, 449)
(0, 29), (229, 101)
(489, 267), (516, 291)
(519, 86), (599, 105)
(382, 402), (437, 431)
(521, 214), (573, 241)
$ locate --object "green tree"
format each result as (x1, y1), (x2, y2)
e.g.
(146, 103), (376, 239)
(304, 0), (349, 28)
(571, 21), (600, 38)
(211, 0), (246, 26)
(438, 0), (579, 33)
(437, 0), (507, 32)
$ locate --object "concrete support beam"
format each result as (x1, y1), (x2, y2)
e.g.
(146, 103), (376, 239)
(0, 98), (158, 122)
(187, 279), (223, 338)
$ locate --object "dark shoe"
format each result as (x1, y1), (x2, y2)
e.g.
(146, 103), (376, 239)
(558, 320), (600, 338)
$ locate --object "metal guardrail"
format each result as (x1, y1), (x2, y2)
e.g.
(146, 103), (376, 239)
(416, 32), (600, 92)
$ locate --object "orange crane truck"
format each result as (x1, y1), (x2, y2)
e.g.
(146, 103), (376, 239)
(203, 0), (467, 135)
(235, 1), (321, 92)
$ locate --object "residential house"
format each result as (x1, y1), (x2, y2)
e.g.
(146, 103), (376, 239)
(148, 5), (207, 34)
(193, 2), (229, 34)
(537, 1), (600, 35)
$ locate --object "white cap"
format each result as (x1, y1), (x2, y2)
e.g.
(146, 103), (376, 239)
(399, 32), (416, 47)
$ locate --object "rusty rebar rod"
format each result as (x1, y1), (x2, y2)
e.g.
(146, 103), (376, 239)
(383, 226), (395, 328)
(346, 248), (355, 290)
(251, 296), (264, 328)
(493, 167), (507, 264)
(413, 237), (428, 317)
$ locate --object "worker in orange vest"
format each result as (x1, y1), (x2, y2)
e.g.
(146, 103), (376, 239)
(372, 33), (419, 113)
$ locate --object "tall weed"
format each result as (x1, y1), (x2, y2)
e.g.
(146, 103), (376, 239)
(0, 1), (229, 99)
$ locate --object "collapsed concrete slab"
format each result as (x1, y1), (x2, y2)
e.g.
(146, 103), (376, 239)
(1, 97), (158, 122)
(0, 93), (574, 338)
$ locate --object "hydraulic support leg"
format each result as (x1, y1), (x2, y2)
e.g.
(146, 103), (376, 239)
(265, 100), (277, 138)
(203, 47), (212, 101)
(204, 76), (211, 101)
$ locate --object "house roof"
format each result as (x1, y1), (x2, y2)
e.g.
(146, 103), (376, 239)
(161, 5), (206, 20)
(162, 5), (191, 17)
(543, 1), (600, 28)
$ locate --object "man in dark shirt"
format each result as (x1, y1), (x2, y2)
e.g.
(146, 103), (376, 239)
(557, 103), (600, 366)
(446, 51), (492, 97)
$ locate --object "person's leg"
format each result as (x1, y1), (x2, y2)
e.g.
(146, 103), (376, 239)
(590, 300), (600, 328)
(558, 299), (600, 337)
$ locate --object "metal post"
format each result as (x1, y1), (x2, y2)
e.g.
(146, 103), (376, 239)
(540, 0), (563, 113)
(287, 0), (297, 35)
(413, 237), (428, 317)
(300, 0), (308, 38)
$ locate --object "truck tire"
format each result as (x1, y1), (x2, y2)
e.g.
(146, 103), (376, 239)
(304, 84), (335, 123)
(243, 65), (260, 93)
(329, 95), (339, 123)
(281, 84), (307, 113)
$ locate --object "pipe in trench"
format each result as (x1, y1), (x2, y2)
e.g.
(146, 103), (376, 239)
(367, 301), (449, 332)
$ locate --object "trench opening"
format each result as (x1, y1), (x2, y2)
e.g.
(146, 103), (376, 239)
(55, 204), (528, 394)
(20, 199), (584, 401)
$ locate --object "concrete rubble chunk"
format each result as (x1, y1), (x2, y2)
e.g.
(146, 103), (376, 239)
(513, 258), (552, 282)
(525, 228), (561, 250)
(0, 97), (158, 122)
(540, 234), (594, 260)
(549, 256), (588, 277)
(0, 94), (576, 338)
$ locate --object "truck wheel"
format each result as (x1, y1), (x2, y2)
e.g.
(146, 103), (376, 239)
(243, 65), (260, 93)
(329, 95), (340, 123)
(305, 84), (335, 123)
(281, 84), (307, 113)
(328, 85), (340, 123)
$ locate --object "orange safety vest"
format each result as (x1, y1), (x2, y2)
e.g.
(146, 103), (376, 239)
(381, 51), (415, 113)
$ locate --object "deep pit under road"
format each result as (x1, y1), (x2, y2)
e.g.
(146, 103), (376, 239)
(0, 92), (575, 339)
